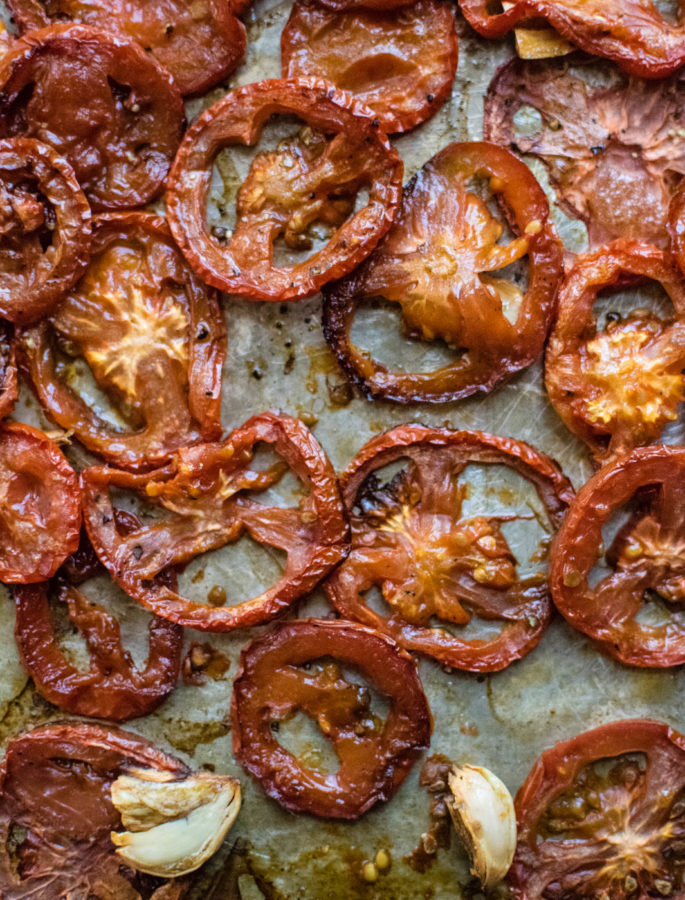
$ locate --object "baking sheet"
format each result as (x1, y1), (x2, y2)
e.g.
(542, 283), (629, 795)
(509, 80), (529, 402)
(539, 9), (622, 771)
(1, 1), (685, 897)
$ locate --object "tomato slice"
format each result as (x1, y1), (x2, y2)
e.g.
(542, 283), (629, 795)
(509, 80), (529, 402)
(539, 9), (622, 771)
(167, 78), (403, 302)
(0, 722), (189, 898)
(281, 0), (458, 135)
(0, 423), (81, 583)
(326, 426), (573, 672)
(20, 211), (226, 470)
(545, 240), (685, 464)
(510, 719), (685, 898)
(550, 445), (685, 667)
(460, 0), (685, 78)
(323, 140), (562, 403)
(80, 412), (348, 631)
(6, 0), (246, 97)
(0, 24), (185, 211)
(0, 137), (91, 324)
(231, 618), (432, 818)
(0, 322), (17, 421)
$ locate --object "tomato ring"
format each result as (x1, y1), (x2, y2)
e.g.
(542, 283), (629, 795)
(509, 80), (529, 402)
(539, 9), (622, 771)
(166, 77), (403, 302)
(510, 719), (685, 898)
(0, 24), (185, 211)
(281, 0), (458, 135)
(544, 240), (685, 464)
(0, 423), (81, 583)
(80, 412), (349, 631)
(6, 0), (247, 97)
(550, 445), (685, 667)
(231, 618), (432, 818)
(0, 322), (17, 421)
(459, 0), (685, 79)
(326, 426), (573, 672)
(0, 722), (189, 899)
(20, 211), (226, 471)
(0, 137), (91, 324)
(323, 140), (562, 403)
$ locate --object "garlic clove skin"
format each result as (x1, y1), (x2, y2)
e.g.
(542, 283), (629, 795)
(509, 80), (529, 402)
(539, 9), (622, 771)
(446, 764), (516, 890)
(110, 769), (241, 878)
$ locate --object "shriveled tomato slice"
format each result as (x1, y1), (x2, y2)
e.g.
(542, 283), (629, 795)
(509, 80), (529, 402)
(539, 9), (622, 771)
(20, 211), (226, 470)
(485, 58), (685, 249)
(0, 137), (91, 324)
(167, 78), (403, 302)
(0, 323), (17, 421)
(550, 445), (685, 667)
(80, 412), (348, 631)
(231, 618), (431, 818)
(510, 719), (685, 898)
(0, 423), (80, 583)
(281, 0), (458, 135)
(460, 0), (685, 78)
(6, 0), (246, 97)
(326, 426), (573, 672)
(0, 722), (189, 898)
(323, 140), (562, 403)
(0, 24), (185, 211)
(545, 240), (685, 464)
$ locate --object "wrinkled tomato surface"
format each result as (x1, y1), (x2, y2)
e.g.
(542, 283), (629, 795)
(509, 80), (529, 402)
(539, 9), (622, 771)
(323, 140), (562, 403)
(326, 426), (573, 672)
(281, 0), (458, 135)
(167, 78), (403, 302)
(0, 322), (17, 420)
(0, 722), (189, 899)
(0, 423), (80, 583)
(21, 212), (226, 470)
(550, 445), (685, 667)
(485, 58), (685, 250)
(545, 241), (685, 464)
(0, 137), (91, 324)
(231, 618), (432, 818)
(510, 719), (685, 898)
(6, 0), (246, 97)
(80, 412), (348, 631)
(460, 0), (685, 78)
(0, 24), (185, 211)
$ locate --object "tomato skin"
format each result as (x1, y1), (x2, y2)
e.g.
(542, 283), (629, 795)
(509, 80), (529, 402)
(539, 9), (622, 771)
(326, 426), (574, 672)
(281, 0), (458, 135)
(510, 719), (685, 899)
(167, 77), (403, 302)
(231, 618), (432, 818)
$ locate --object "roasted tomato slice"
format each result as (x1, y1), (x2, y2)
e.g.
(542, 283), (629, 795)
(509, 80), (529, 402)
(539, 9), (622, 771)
(545, 241), (685, 464)
(6, 0), (246, 97)
(231, 618), (431, 818)
(20, 211), (226, 470)
(484, 58), (685, 250)
(326, 426), (573, 672)
(510, 719), (685, 898)
(323, 140), (562, 403)
(0, 322), (17, 421)
(0, 137), (91, 324)
(0, 423), (80, 584)
(80, 412), (348, 631)
(0, 722), (189, 898)
(167, 78), (402, 302)
(0, 24), (185, 211)
(459, 0), (685, 78)
(281, 0), (458, 135)
(550, 445), (685, 667)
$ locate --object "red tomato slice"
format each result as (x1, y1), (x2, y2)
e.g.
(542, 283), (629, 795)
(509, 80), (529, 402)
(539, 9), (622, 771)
(281, 0), (458, 135)
(80, 412), (348, 631)
(167, 78), (403, 302)
(326, 426), (574, 672)
(511, 719), (685, 898)
(550, 445), (685, 667)
(231, 618), (432, 818)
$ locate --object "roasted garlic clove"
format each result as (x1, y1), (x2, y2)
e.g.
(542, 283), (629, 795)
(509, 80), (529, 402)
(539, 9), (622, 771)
(446, 764), (516, 889)
(110, 767), (241, 878)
